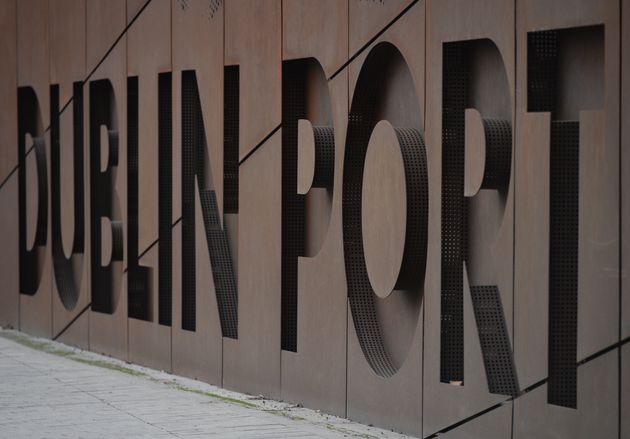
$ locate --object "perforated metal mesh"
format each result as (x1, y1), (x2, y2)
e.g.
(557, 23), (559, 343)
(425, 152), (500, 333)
(470, 286), (519, 396)
(343, 109), (394, 377)
(481, 119), (512, 191)
(440, 42), (518, 393)
(107, 130), (119, 168)
(158, 72), (173, 326)
(181, 72), (197, 330)
(72, 82), (85, 253)
(208, 0), (222, 18)
(548, 120), (579, 408)
(281, 61), (307, 352)
(33, 138), (48, 250)
(51, 83), (85, 310)
(343, 123), (428, 377)
(343, 45), (427, 377)
(18, 87), (48, 297)
(440, 43), (468, 383)
(111, 220), (124, 262)
(89, 80), (118, 314)
(181, 71), (238, 338)
(281, 60), (337, 352)
(311, 126), (335, 188)
(527, 31), (558, 114)
(199, 190), (238, 338)
(224, 66), (239, 215)
(395, 128), (428, 291)
(528, 29), (579, 409)
(176, 0), (222, 19)
(127, 76), (150, 321)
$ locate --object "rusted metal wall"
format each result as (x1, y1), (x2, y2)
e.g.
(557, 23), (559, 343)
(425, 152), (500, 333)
(0, 1), (626, 437)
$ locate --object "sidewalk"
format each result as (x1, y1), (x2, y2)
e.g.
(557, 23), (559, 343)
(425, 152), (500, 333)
(0, 329), (409, 439)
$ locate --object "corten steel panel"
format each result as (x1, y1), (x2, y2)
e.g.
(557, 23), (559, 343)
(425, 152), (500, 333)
(0, 0), (17, 186)
(223, 132), (282, 399)
(423, 0), (516, 435)
(513, 0), (620, 435)
(86, 0), (127, 75)
(622, 344), (630, 439)
(513, 351), (618, 438)
(623, 0), (630, 340)
(362, 121), (409, 298)
(343, 3), (425, 435)
(282, 0), (348, 75)
(349, 0), (414, 55)
(0, 174), (19, 328)
(49, 0), (89, 349)
(220, 0), (283, 399)
(439, 403), (512, 439)
(127, 0), (170, 252)
(171, 0), (223, 223)
(17, 0), (52, 339)
(0, 0), (18, 328)
(50, 0), (85, 105)
(86, 0), (128, 360)
(225, 0), (281, 162)
(128, 245), (171, 370)
(125, 0), (171, 372)
(514, 111), (550, 385)
(170, 1), (224, 386)
(280, 0), (349, 417)
(170, 208), (223, 385)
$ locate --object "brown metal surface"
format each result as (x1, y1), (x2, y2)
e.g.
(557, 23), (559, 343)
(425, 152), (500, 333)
(0, 174), (19, 328)
(0, 1), (626, 437)
(623, 345), (630, 439)
(0, 0), (18, 329)
(0, 0), (17, 185)
(622, 0), (630, 341)
(349, 0), (414, 55)
(170, 0), (224, 386)
(361, 120), (407, 298)
(225, 0), (281, 161)
(86, 0), (128, 360)
(622, 4), (629, 438)
(513, 352), (618, 438)
(126, 0), (172, 372)
(513, 0), (620, 436)
(17, 0), (52, 339)
(423, 0), (516, 435)
(223, 131), (282, 398)
(464, 109), (487, 198)
(49, 0), (89, 349)
(344, 3), (425, 435)
(279, 0), (349, 417)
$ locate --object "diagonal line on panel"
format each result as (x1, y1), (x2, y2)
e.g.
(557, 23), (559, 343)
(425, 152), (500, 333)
(123, 216), (182, 274)
(328, 0), (422, 81)
(2, 0), (156, 341)
(423, 336), (630, 438)
(240, 1), (424, 170)
(52, 217), (182, 340)
(0, 164), (18, 191)
(238, 123), (282, 166)
(0, 140), (39, 191)
(238, 0), (422, 167)
(52, 301), (92, 341)
(577, 336), (630, 366)
(0, 0), (154, 193)
(83, 0), (153, 83)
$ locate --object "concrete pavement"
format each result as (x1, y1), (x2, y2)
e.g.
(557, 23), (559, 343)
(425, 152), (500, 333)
(0, 329), (410, 439)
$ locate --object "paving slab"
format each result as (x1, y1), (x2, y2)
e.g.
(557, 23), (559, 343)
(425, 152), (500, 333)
(0, 329), (411, 439)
